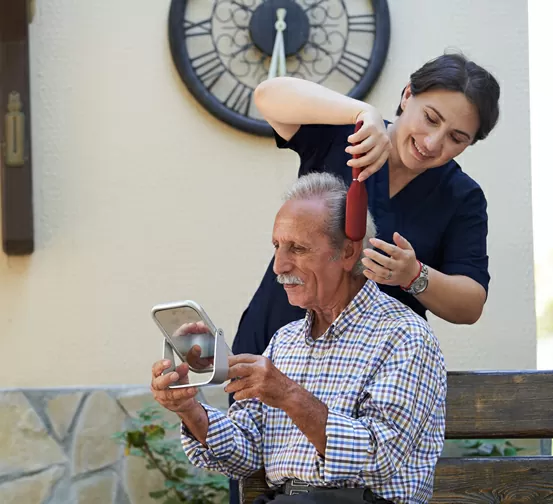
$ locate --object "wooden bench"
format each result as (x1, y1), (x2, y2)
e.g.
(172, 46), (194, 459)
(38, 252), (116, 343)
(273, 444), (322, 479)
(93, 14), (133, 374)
(240, 370), (553, 503)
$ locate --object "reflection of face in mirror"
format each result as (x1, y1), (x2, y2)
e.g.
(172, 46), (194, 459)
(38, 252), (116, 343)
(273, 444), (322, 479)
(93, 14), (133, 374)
(153, 306), (217, 385)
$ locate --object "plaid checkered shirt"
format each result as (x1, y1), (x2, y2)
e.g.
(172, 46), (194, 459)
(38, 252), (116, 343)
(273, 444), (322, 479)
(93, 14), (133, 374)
(181, 280), (447, 503)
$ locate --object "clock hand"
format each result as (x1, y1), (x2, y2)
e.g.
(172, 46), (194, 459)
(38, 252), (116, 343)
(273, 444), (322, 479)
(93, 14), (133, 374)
(267, 8), (287, 79)
(277, 9), (287, 78)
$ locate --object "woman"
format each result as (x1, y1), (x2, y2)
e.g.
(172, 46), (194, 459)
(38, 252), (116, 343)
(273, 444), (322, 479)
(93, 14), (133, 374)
(228, 53), (500, 503)
(231, 52), (500, 359)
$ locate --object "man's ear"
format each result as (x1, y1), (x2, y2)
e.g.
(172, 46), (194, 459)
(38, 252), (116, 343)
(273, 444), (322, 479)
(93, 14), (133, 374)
(342, 239), (363, 272)
(399, 83), (413, 113)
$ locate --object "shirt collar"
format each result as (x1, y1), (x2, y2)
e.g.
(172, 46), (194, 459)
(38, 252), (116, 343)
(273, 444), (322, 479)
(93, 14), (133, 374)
(301, 280), (379, 343)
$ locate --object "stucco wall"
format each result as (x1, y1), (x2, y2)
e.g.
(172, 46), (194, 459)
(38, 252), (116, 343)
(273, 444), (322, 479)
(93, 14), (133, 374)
(0, 0), (534, 388)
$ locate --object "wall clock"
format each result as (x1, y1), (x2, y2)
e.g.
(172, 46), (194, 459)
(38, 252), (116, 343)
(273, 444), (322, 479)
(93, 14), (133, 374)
(168, 0), (390, 136)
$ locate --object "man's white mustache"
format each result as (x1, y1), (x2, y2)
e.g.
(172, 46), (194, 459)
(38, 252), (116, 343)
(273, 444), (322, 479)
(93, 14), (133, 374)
(277, 274), (304, 285)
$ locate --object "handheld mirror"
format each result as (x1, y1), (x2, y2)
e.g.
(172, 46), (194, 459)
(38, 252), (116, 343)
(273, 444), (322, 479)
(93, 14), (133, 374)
(151, 300), (231, 388)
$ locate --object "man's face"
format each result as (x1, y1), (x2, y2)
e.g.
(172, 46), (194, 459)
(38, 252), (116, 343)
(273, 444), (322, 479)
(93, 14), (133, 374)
(272, 199), (352, 310)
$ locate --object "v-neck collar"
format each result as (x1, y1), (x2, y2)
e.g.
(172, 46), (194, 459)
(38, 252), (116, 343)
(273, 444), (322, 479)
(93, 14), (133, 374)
(301, 281), (378, 344)
(376, 159), (450, 209)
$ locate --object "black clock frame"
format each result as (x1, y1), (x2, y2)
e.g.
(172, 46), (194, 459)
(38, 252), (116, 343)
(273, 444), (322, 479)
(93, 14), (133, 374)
(168, 0), (391, 137)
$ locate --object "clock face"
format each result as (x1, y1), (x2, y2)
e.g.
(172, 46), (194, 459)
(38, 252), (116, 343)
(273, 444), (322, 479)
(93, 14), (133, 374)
(168, 0), (390, 136)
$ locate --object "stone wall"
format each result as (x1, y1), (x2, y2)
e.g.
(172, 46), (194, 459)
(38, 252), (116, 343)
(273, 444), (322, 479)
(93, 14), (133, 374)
(0, 386), (228, 504)
(2, 385), (548, 503)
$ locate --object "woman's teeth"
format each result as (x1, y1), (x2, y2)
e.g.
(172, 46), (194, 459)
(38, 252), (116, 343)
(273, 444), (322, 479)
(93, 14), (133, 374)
(413, 139), (431, 157)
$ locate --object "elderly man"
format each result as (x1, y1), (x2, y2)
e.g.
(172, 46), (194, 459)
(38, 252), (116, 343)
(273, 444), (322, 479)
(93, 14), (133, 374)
(151, 173), (447, 504)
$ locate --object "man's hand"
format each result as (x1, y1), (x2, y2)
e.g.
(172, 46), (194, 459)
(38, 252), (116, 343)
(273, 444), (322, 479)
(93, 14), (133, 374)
(224, 354), (296, 408)
(226, 354), (330, 455)
(150, 359), (198, 413)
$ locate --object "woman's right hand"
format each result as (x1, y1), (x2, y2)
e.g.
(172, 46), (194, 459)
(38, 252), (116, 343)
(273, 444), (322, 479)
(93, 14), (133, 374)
(346, 110), (392, 182)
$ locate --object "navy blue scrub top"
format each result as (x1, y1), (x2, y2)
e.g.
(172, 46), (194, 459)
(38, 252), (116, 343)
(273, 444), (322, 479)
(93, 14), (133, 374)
(231, 123), (490, 356)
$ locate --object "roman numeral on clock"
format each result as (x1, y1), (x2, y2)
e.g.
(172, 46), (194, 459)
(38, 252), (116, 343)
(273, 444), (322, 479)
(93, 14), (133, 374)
(336, 50), (371, 82)
(347, 14), (376, 33)
(191, 50), (226, 91)
(183, 18), (212, 38)
(223, 81), (253, 116)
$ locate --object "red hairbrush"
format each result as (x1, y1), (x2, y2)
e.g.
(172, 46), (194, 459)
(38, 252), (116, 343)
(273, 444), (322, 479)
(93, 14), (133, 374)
(345, 121), (368, 241)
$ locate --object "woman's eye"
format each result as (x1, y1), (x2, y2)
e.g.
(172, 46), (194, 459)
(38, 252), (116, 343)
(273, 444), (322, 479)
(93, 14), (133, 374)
(424, 112), (438, 125)
(450, 135), (462, 144)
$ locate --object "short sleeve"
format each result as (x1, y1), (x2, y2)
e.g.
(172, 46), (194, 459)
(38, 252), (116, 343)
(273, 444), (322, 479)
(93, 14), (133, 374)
(440, 186), (490, 292)
(274, 124), (350, 176)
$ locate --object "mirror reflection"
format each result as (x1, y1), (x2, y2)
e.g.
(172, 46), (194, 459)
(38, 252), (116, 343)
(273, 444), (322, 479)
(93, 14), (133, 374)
(153, 306), (216, 386)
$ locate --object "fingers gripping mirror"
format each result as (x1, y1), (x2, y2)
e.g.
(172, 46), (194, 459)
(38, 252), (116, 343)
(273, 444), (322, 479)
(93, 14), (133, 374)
(151, 300), (232, 388)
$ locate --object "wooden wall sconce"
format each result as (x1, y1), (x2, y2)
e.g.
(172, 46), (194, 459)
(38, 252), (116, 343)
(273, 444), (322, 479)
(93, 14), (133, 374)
(0, 0), (34, 255)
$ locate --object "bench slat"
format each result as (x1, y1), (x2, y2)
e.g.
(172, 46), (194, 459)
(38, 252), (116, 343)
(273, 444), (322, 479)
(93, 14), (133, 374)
(445, 371), (553, 438)
(432, 457), (553, 502)
(239, 470), (269, 504)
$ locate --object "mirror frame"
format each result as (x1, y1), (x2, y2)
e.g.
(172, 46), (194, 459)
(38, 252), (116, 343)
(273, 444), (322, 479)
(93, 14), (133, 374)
(151, 300), (231, 388)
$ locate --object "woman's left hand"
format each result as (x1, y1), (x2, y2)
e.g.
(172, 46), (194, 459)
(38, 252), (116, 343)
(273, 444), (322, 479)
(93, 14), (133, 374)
(362, 232), (420, 288)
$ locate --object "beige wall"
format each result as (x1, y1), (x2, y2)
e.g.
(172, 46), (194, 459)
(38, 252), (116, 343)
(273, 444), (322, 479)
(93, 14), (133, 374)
(0, 0), (533, 387)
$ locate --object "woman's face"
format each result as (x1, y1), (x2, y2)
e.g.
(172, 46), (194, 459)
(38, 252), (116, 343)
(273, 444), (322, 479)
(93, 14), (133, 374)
(393, 86), (480, 171)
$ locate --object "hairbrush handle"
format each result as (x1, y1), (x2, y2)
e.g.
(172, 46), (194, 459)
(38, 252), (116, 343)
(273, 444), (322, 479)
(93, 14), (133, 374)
(352, 121), (363, 179)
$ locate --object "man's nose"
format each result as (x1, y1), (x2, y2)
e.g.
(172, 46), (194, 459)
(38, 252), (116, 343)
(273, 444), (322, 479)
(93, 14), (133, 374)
(273, 249), (292, 275)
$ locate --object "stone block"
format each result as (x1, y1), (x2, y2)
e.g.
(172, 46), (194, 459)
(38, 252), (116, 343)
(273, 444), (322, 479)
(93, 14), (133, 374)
(71, 391), (126, 476)
(0, 392), (66, 475)
(0, 465), (64, 504)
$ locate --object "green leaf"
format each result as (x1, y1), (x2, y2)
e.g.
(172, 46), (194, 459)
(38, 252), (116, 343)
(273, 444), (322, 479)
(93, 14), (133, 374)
(172, 451), (190, 463)
(174, 467), (190, 479)
(460, 440), (482, 449)
(128, 447), (145, 458)
(126, 431), (146, 448)
(204, 480), (230, 491)
(161, 497), (184, 504)
(162, 421), (181, 430)
(149, 489), (170, 499)
(489, 445), (503, 456)
(144, 424), (166, 440)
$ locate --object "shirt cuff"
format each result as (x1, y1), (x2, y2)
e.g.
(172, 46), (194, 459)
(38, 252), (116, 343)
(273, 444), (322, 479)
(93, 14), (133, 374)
(440, 262), (490, 293)
(316, 410), (393, 482)
(180, 404), (237, 469)
(274, 124), (314, 152)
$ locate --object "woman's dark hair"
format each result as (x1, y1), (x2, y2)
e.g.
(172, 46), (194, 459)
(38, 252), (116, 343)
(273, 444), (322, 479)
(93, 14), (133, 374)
(396, 52), (500, 143)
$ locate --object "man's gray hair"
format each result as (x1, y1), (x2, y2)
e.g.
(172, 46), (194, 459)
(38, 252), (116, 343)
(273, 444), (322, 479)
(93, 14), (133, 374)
(283, 172), (377, 277)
